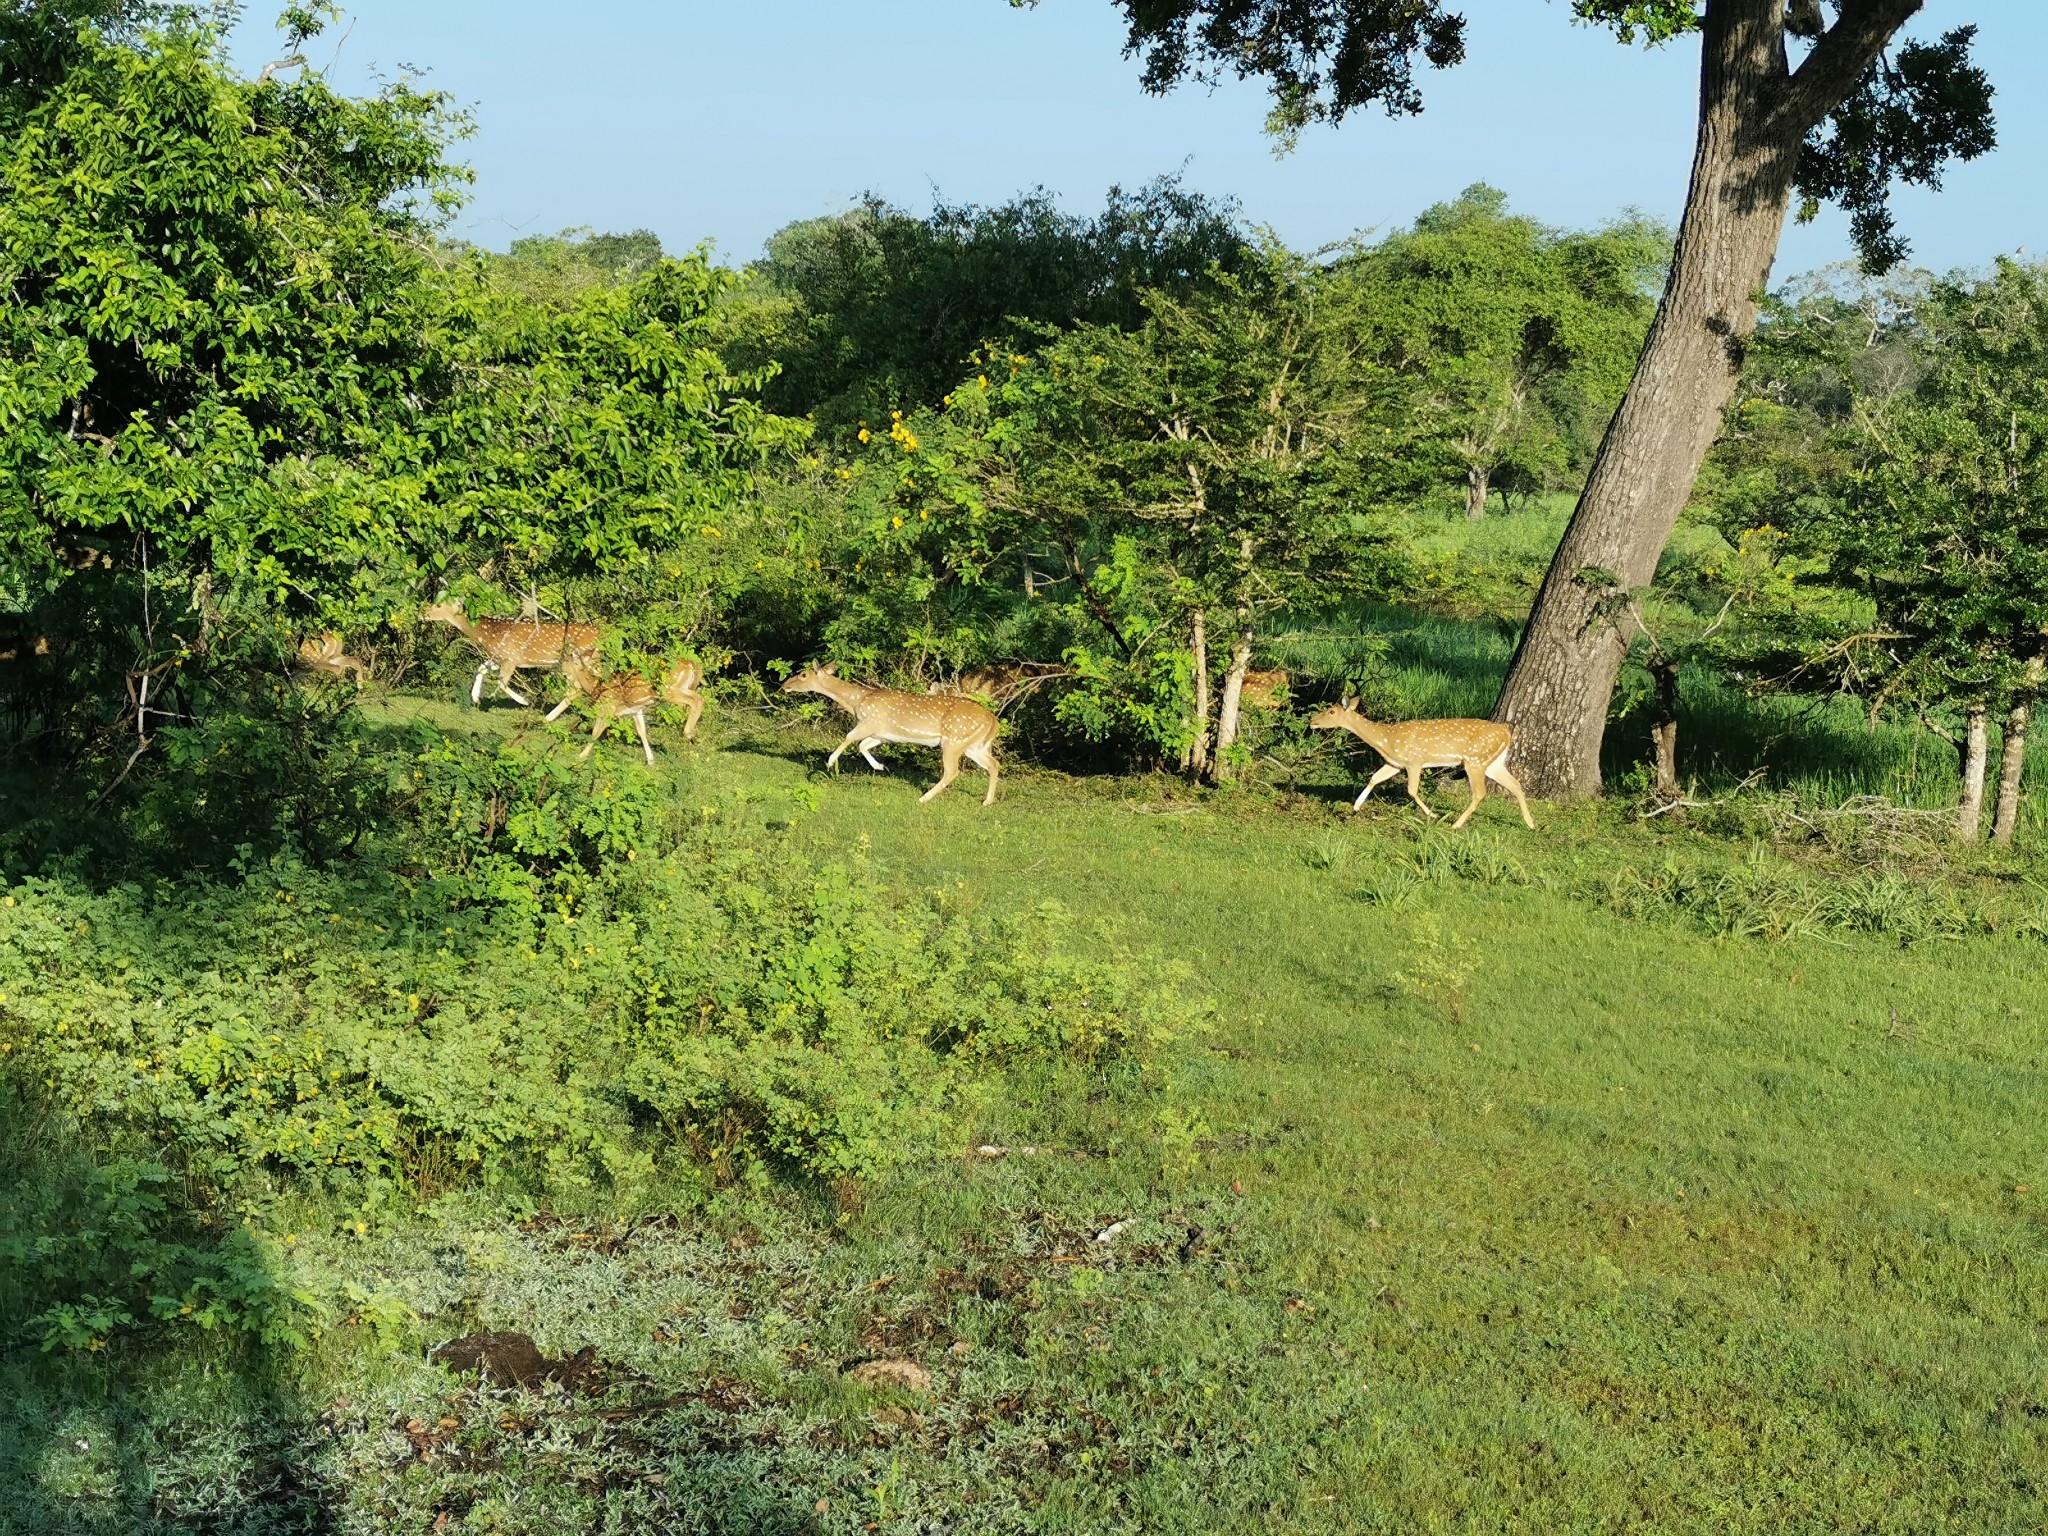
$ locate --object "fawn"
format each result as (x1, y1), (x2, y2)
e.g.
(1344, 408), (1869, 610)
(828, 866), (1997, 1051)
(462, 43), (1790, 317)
(422, 601), (601, 707)
(548, 651), (705, 763)
(784, 662), (1001, 805)
(295, 631), (368, 685)
(1310, 697), (1535, 830)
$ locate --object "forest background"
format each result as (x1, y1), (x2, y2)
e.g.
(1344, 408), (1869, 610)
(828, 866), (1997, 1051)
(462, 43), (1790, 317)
(2, 5), (2045, 1534)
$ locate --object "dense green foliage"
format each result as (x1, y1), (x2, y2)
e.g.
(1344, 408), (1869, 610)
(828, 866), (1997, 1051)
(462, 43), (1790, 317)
(1328, 185), (1666, 513)
(1097, 0), (1995, 274)
(3, 11), (2047, 1535)
(722, 179), (1251, 431)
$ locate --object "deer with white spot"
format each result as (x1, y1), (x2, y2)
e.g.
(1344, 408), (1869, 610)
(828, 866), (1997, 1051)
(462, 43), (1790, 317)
(548, 651), (704, 763)
(295, 631), (368, 685)
(423, 601), (602, 707)
(783, 662), (1000, 805)
(1311, 697), (1534, 830)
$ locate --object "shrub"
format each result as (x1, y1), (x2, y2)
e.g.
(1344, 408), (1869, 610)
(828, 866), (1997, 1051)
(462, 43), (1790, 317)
(0, 754), (1207, 1347)
(0, 1147), (313, 1352)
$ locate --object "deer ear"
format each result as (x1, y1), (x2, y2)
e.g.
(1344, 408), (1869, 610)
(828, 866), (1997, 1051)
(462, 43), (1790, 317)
(1341, 695), (1358, 711)
(820, 661), (838, 676)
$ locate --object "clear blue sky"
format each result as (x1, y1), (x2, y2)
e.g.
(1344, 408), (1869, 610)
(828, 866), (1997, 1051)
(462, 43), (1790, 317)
(232, 2), (2044, 281)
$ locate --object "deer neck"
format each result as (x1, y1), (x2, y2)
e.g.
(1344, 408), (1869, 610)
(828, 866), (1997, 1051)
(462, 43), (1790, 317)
(809, 674), (871, 713)
(1343, 716), (1397, 755)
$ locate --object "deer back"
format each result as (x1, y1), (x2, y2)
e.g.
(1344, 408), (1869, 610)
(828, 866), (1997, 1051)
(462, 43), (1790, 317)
(472, 617), (602, 668)
(1371, 717), (1513, 766)
(1240, 668), (1290, 707)
(854, 685), (998, 744)
(566, 654), (700, 713)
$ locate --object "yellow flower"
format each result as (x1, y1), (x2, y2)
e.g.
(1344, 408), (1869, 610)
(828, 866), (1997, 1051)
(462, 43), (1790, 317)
(857, 428), (871, 443)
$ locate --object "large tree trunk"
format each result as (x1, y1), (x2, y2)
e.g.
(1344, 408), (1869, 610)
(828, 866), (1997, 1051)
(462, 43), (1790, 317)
(1187, 606), (1211, 778)
(1992, 696), (2033, 847)
(1212, 632), (1253, 783)
(1957, 705), (1990, 843)
(1492, 0), (1915, 798)
(1463, 462), (1490, 521)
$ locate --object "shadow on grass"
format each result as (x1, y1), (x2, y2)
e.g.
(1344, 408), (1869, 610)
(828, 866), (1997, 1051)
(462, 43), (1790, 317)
(0, 1099), (835, 1535)
(0, 1103), (339, 1535)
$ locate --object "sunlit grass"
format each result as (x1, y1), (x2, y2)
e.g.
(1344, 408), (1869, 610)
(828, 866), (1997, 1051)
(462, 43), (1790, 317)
(8, 641), (2047, 1533)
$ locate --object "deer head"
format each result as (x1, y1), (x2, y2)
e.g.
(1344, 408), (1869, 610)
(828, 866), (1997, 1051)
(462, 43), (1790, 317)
(780, 661), (838, 695)
(1309, 696), (1368, 732)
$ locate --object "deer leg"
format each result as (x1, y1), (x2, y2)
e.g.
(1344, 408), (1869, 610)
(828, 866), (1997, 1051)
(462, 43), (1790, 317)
(967, 740), (999, 806)
(471, 661), (493, 705)
(498, 666), (532, 706)
(826, 729), (862, 771)
(1451, 761), (1489, 830)
(1353, 763), (1401, 811)
(1486, 757), (1537, 830)
(921, 740), (964, 803)
(632, 709), (654, 765)
(1405, 763), (1438, 819)
(579, 709), (613, 760)
(680, 692), (703, 741)
(857, 737), (888, 771)
(545, 692), (578, 722)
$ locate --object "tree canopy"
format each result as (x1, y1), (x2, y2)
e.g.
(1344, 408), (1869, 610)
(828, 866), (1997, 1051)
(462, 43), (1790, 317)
(722, 179), (1251, 430)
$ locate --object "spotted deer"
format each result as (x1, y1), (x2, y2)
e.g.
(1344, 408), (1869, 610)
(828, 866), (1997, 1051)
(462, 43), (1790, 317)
(1310, 697), (1535, 830)
(422, 601), (602, 707)
(295, 631), (368, 685)
(547, 651), (705, 763)
(783, 662), (1000, 805)
(1239, 668), (1290, 708)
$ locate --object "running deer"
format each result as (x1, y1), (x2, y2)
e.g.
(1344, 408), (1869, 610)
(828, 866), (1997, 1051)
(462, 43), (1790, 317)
(295, 631), (368, 685)
(1310, 697), (1535, 830)
(547, 651), (705, 763)
(783, 662), (1000, 805)
(1239, 668), (1290, 709)
(422, 601), (602, 707)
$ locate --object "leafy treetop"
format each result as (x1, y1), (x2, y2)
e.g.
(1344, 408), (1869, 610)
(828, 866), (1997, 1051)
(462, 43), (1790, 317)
(1071, 1), (1993, 273)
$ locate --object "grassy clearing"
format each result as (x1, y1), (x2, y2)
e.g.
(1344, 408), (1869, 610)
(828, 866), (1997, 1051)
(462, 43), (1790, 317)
(10, 683), (2042, 1535)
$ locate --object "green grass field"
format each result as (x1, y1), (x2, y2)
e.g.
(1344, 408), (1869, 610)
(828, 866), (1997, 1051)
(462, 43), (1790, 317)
(11, 679), (2041, 1536)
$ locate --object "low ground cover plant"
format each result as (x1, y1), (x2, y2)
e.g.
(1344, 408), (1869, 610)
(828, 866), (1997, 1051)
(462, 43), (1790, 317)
(0, 735), (1208, 1357)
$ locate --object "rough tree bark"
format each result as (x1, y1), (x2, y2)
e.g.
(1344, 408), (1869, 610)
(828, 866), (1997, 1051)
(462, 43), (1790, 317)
(1957, 705), (1989, 842)
(1188, 606), (1211, 777)
(1991, 698), (2030, 847)
(1463, 462), (1490, 521)
(1493, 0), (1925, 797)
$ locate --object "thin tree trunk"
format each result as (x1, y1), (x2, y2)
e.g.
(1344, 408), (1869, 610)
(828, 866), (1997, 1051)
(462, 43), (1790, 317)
(1212, 632), (1253, 783)
(1464, 463), (1490, 521)
(1992, 697), (2033, 847)
(1492, 1), (1912, 798)
(1650, 656), (1681, 800)
(1188, 606), (1211, 778)
(1958, 705), (1990, 842)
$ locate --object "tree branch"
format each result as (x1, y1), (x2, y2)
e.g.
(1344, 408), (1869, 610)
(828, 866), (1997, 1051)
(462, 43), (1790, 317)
(1776, 0), (1922, 134)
